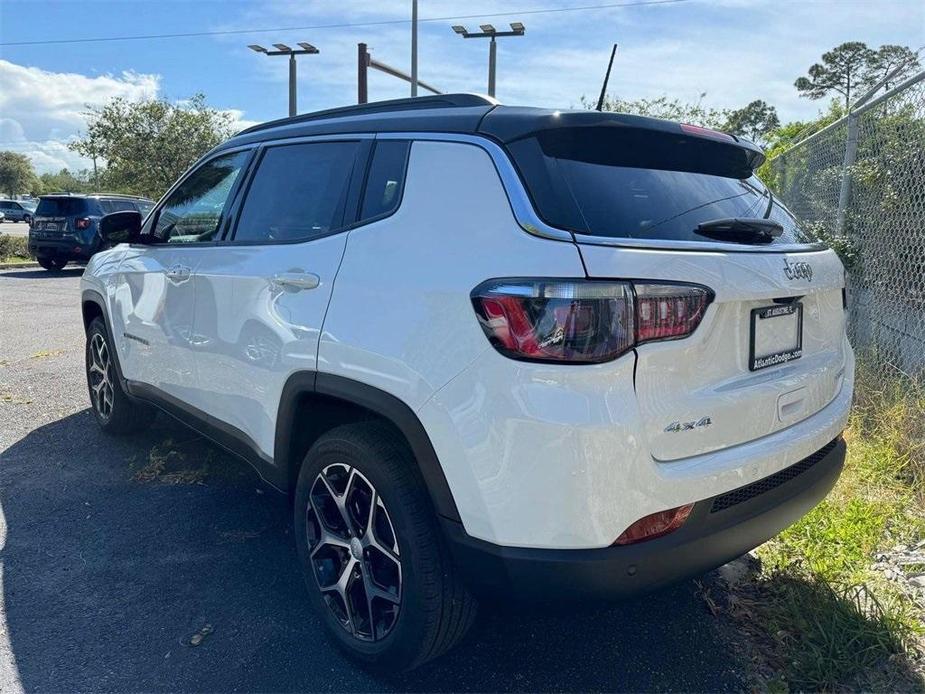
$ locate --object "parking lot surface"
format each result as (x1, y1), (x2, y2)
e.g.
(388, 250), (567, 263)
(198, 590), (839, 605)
(0, 268), (744, 692)
(0, 222), (30, 238)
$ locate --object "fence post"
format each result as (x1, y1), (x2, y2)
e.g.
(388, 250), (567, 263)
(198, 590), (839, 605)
(835, 111), (858, 235)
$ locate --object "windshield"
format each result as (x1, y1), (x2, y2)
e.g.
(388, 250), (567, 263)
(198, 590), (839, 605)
(35, 197), (91, 217)
(508, 132), (817, 246)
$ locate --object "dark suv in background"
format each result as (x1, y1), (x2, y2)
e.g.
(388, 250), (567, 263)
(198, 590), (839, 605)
(29, 193), (154, 270)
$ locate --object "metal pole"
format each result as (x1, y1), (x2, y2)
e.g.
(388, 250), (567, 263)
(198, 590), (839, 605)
(835, 113), (858, 235)
(288, 53), (297, 117)
(358, 43), (368, 104)
(488, 36), (497, 98)
(411, 0), (418, 97)
(596, 44), (618, 111)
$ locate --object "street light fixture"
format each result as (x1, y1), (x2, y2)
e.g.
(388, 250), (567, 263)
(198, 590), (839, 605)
(248, 41), (320, 117)
(451, 22), (525, 98)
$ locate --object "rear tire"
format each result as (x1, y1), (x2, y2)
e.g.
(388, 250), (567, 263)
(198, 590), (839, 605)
(294, 422), (476, 671)
(85, 317), (155, 434)
(37, 256), (67, 271)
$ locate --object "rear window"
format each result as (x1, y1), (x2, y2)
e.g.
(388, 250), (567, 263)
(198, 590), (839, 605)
(35, 197), (91, 217)
(508, 130), (817, 246)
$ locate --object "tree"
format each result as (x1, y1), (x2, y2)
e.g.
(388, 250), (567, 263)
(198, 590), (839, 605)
(581, 94), (728, 129)
(866, 44), (920, 91)
(722, 100), (780, 145)
(795, 42), (920, 108)
(795, 42), (876, 108)
(37, 168), (95, 195)
(70, 93), (236, 200)
(0, 151), (36, 198)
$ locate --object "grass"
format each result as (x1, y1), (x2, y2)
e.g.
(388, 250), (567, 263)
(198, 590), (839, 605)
(725, 362), (925, 691)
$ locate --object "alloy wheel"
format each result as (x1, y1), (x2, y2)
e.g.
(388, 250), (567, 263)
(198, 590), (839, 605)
(306, 464), (402, 641)
(88, 333), (114, 420)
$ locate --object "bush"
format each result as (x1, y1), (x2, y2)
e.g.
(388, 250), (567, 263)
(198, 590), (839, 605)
(0, 234), (30, 261)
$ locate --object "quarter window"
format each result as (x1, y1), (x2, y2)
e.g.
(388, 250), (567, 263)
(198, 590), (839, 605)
(152, 150), (249, 243)
(233, 141), (360, 243)
(360, 140), (410, 221)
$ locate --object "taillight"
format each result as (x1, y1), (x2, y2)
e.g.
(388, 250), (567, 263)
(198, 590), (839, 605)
(635, 283), (713, 343)
(613, 504), (694, 546)
(75, 217), (91, 230)
(471, 279), (712, 364)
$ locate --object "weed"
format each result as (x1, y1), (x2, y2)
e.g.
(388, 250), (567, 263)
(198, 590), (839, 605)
(30, 349), (66, 360)
(133, 439), (211, 484)
(724, 363), (925, 690)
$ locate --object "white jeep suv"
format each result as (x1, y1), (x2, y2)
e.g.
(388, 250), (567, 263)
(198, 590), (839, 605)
(81, 94), (853, 669)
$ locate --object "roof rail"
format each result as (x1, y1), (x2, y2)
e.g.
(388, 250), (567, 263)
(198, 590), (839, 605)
(239, 93), (498, 136)
(89, 192), (150, 199)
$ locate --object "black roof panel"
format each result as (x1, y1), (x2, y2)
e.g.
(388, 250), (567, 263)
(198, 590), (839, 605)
(217, 93), (764, 165)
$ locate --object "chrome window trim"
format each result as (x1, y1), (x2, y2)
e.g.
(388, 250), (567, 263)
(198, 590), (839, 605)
(376, 131), (828, 255)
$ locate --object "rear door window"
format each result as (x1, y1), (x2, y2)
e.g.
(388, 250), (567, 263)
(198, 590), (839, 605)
(104, 199), (137, 212)
(232, 141), (361, 243)
(508, 130), (816, 246)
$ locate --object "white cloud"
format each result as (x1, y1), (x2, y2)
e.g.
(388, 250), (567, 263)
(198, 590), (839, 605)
(0, 60), (260, 173)
(0, 60), (160, 173)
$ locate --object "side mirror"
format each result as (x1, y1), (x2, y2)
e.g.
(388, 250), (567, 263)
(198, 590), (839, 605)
(99, 210), (143, 245)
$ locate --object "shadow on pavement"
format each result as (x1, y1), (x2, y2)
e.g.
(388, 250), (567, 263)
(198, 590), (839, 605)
(1, 410), (743, 692)
(0, 267), (85, 280)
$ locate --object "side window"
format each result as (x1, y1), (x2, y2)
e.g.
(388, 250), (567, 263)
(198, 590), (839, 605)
(233, 141), (360, 243)
(106, 199), (136, 212)
(360, 140), (410, 221)
(152, 150), (249, 244)
(99, 199), (115, 214)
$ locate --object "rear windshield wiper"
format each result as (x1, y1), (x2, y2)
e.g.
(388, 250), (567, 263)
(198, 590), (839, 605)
(694, 217), (783, 245)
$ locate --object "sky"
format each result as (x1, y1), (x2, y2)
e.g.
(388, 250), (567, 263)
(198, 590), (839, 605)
(0, 0), (922, 174)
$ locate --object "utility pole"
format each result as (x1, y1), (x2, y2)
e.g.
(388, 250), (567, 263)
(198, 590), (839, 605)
(248, 42), (320, 117)
(411, 0), (418, 97)
(452, 22), (525, 98)
(357, 43), (441, 104)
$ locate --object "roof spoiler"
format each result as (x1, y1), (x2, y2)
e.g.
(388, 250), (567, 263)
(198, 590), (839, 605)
(480, 109), (765, 177)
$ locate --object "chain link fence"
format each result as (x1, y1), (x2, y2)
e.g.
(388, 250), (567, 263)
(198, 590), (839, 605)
(770, 69), (925, 380)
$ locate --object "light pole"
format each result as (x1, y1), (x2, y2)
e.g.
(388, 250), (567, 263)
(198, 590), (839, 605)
(248, 42), (319, 117)
(452, 22), (524, 98)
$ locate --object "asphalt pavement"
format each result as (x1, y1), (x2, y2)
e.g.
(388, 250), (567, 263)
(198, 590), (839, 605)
(0, 267), (745, 692)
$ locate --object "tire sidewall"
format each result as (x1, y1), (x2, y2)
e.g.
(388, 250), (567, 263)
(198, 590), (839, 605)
(85, 319), (114, 428)
(293, 431), (439, 668)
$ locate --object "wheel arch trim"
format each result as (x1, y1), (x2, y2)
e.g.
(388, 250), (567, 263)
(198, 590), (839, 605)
(276, 371), (461, 522)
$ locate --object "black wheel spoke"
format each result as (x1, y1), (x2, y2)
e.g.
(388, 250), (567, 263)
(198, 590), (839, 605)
(307, 464), (402, 642)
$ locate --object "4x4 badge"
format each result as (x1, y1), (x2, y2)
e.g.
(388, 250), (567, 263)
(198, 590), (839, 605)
(664, 417), (712, 433)
(783, 259), (813, 282)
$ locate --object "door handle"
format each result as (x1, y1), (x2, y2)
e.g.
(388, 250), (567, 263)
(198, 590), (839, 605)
(165, 264), (191, 282)
(271, 272), (320, 292)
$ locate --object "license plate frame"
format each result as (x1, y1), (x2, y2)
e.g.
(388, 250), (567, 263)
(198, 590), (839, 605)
(749, 303), (803, 371)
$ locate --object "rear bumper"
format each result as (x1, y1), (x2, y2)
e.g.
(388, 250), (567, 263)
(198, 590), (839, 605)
(444, 437), (845, 600)
(28, 237), (97, 260)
